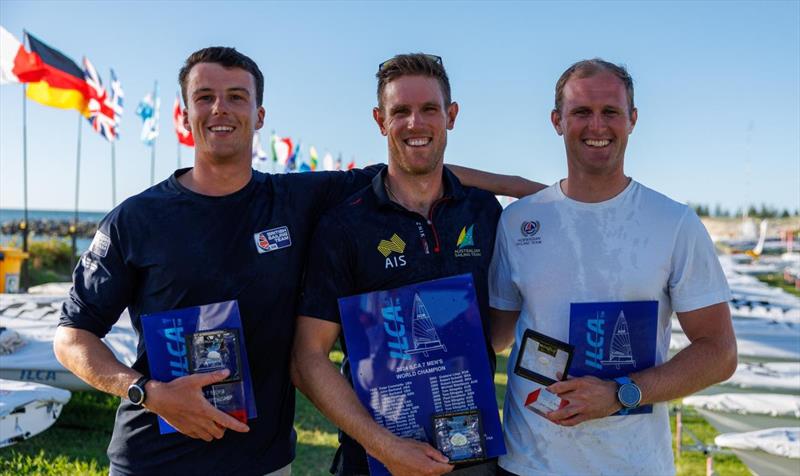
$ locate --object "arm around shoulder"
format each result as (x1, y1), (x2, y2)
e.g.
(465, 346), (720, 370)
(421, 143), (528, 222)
(447, 164), (546, 198)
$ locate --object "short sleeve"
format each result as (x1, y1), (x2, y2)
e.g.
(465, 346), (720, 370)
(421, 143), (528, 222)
(298, 212), (355, 323)
(668, 208), (731, 313)
(60, 210), (135, 337)
(489, 216), (522, 311)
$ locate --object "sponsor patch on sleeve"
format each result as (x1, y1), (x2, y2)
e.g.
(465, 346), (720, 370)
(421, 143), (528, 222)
(89, 231), (111, 258)
(253, 226), (292, 254)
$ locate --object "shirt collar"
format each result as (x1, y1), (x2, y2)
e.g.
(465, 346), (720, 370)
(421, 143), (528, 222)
(371, 166), (466, 209)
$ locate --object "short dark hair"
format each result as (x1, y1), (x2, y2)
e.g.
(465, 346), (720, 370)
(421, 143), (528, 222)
(376, 53), (451, 109)
(554, 58), (635, 114)
(178, 46), (264, 106)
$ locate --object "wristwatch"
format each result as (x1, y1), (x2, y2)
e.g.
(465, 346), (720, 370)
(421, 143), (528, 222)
(614, 376), (642, 415)
(127, 376), (151, 406)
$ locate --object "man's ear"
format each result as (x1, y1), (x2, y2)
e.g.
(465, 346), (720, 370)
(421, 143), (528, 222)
(373, 106), (387, 136)
(183, 107), (191, 132)
(551, 109), (563, 136)
(628, 108), (638, 134)
(256, 106), (266, 130)
(446, 101), (459, 130)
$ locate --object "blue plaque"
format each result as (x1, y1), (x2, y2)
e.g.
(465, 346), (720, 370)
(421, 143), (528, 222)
(568, 300), (658, 415)
(141, 300), (257, 434)
(337, 274), (505, 475)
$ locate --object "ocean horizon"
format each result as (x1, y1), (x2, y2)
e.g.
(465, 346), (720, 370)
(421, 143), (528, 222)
(0, 208), (105, 253)
(0, 208), (109, 223)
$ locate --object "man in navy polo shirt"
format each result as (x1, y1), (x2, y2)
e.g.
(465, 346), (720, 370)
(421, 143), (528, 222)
(292, 54), (526, 476)
(54, 47), (538, 476)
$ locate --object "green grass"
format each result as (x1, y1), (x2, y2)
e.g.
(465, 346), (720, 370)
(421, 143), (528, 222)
(757, 273), (800, 297)
(0, 350), (746, 476)
(0, 391), (117, 476)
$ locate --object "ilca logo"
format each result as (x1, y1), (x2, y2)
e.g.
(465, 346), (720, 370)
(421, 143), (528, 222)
(454, 224), (481, 257)
(517, 220), (542, 245)
(378, 233), (407, 269)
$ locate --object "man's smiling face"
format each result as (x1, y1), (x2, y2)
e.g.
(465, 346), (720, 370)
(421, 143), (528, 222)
(374, 75), (457, 176)
(184, 62), (265, 163)
(552, 70), (637, 177)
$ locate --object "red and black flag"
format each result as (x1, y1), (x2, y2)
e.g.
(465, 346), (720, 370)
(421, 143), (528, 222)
(23, 31), (90, 114)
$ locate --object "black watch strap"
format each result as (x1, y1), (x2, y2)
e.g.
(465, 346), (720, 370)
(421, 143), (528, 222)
(128, 375), (151, 406)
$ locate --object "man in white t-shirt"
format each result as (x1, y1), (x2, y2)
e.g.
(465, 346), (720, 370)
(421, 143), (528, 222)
(488, 59), (737, 476)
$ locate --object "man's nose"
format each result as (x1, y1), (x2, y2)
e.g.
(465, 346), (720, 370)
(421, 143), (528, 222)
(407, 110), (422, 129)
(212, 97), (228, 114)
(589, 112), (605, 131)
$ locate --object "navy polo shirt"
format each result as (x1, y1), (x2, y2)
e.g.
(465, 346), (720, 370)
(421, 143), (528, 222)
(299, 166), (502, 474)
(60, 166), (381, 476)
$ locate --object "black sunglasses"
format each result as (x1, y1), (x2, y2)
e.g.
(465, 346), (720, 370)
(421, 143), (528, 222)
(378, 54), (443, 72)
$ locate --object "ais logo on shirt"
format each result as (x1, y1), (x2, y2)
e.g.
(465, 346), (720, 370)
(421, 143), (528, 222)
(377, 233), (407, 269)
(454, 224), (481, 257)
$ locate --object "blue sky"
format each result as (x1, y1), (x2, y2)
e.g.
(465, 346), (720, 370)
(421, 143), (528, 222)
(1, 0), (798, 213)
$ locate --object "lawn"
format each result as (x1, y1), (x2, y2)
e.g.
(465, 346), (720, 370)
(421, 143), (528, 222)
(0, 350), (747, 476)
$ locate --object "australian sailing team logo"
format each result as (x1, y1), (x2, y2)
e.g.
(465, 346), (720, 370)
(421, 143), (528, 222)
(455, 225), (481, 257)
(378, 233), (407, 269)
(517, 220), (542, 245)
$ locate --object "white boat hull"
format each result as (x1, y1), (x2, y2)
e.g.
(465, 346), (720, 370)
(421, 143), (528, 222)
(0, 293), (137, 391)
(0, 379), (71, 448)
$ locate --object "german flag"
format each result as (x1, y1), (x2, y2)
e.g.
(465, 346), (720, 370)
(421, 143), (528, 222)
(24, 32), (89, 114)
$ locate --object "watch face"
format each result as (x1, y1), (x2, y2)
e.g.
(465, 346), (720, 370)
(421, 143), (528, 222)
(619, 383), (641, 407)
(128, 385), (144, 404)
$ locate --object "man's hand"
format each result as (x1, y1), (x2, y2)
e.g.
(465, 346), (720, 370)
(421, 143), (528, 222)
(145, 369), (250, 441)
(545, 376), (621, 426)
(376, 437), (454, 476)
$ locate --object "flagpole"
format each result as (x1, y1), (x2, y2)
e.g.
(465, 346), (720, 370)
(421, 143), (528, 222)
(111, 142), (117, 207)
(177, 142), (181, 170)
(21, 83), (30, 290)
(150, 144), (156, 185)
(72, 114), (82, 260)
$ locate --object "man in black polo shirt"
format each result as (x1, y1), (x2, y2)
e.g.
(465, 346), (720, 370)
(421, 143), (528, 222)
(54, 47), (538, 476)
(292, 54), (511, 476)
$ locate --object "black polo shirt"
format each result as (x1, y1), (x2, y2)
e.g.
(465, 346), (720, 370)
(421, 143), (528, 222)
(298, 166), (502, 475)
(60, 166), (381, 476)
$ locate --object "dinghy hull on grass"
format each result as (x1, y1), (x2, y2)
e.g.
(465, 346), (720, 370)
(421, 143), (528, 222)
(683, 393), (800, 434)
(0, 379), (71, 448)
(715, 428), (800, 476)
(0, 293), (136, 391)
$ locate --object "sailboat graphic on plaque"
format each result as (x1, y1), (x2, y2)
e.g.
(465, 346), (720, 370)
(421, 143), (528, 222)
(568, 300), (658, 415)
(405, 293), (447, 357)
(600, 310), (636, 369)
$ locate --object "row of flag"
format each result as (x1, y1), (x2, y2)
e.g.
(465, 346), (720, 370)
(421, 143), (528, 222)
(253, 133), (356, 172)
(1, 27), (124, 141)
(0, 26), (357, 172)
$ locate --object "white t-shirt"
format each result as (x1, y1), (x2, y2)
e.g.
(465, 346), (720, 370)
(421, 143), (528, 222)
(489, 180), (730, 476)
